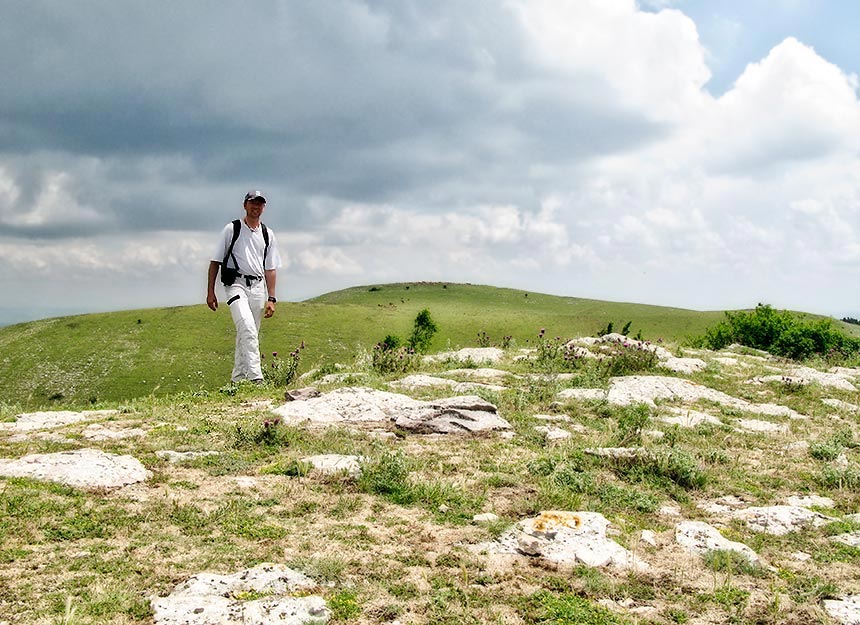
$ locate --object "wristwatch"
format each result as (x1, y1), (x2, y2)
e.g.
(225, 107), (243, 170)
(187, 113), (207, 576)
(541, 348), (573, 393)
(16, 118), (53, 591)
(267, 296), (277, 303)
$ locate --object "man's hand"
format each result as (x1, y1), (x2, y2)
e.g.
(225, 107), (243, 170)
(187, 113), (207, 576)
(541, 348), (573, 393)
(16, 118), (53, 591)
(264, 300), (275, 318)
(207, 293), (218, 311)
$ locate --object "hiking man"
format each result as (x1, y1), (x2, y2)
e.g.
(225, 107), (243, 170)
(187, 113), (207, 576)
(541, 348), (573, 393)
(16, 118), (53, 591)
(207, 190), (282, 383)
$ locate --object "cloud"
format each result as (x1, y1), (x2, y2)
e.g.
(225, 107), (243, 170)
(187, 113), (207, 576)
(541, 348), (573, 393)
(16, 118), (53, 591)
(1, 1), (859, 319)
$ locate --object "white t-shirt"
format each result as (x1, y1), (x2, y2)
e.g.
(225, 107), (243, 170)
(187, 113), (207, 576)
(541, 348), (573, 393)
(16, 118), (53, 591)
(212, 220), (282, 277)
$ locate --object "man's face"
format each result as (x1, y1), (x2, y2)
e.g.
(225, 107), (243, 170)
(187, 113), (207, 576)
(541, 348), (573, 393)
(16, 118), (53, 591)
(244, 199), (266, 219)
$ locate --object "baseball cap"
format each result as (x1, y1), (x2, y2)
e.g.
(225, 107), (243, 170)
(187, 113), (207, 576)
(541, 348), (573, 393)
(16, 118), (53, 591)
(244, 190), (266, 203)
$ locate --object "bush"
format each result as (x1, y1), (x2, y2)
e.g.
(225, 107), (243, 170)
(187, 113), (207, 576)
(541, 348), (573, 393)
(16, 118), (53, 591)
(408, 308), (438, 353)
(698, 304), (860, 361)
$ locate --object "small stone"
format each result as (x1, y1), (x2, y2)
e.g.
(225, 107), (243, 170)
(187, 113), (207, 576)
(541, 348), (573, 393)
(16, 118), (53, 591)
(786, 495), (834, 508)
(284, 387), (321, 401)
(830, 532), (860, 548)
(474, 513), (500, 523)
(823, 595), (860, 625)
(640, 530), (657, 547)
(791, 551), (812, 562)
(438, 505), (451, 513)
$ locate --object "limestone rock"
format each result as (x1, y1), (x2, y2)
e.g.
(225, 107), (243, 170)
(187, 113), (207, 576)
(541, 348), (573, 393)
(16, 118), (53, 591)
(444, 368), (514, 381)
(272, 387), (420, 425)
(830, 532), (860, 548)
(423, 347), (504, 364)
(752, 368), (856, 391)
(473, 513), (499, 523)
(732, 505), (833, 535)
(394, 396), (511, 434)
(584, 447), (648, 460)
(675, 521), (760, 564)
(658, 407), (722, 428)
(300, 454), (363, 478)
(0, 409), (118, 432)
(81, 423), (146, 441)
(556, 388), (608, 401)
(823, 595), (860, 625)
(156, 450), (220, 464)
(661, 357), (707, 374)
(513, 511), (648, 570)
(534, 425), (572, 443)
(0, 449), (150, 489)
(823, 398), (860, 413)
(151, 563), (330, 625)
(735, 419), (789, 434)
(390, 375), (505, 393)
(786, 495), (834, 508)
(607, 375), (805, 418)
(285, 387), (321, 401)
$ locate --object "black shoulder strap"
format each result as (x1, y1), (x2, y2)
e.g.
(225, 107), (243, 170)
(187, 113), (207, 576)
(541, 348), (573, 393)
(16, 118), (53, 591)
(222, 219), (241, 269)
(261, 223), (270, 269)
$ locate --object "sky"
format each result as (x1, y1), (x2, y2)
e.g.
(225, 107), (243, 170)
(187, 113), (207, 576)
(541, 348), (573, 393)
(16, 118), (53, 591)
(1, 0), (859, 326)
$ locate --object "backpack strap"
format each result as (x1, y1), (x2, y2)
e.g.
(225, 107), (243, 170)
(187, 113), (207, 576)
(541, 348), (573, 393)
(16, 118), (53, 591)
(222, 219), (241, 270)
(261, 223), (270, 270)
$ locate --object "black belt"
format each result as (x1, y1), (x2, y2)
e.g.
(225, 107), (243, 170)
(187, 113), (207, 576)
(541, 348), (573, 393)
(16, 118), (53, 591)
(240, 274), (262, 281)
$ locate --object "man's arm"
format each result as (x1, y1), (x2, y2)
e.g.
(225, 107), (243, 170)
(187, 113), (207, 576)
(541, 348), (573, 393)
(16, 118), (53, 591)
(264, 269), (276, 318)
(207, 261), (220, 311)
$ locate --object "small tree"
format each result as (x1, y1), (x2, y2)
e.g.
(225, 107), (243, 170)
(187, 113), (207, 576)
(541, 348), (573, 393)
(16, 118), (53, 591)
(408, 308), (438, 353)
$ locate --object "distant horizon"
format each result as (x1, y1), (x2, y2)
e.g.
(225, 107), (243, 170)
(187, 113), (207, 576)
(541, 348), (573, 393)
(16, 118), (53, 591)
(2, 281), (858, 329)
(2, 2), (859, 333)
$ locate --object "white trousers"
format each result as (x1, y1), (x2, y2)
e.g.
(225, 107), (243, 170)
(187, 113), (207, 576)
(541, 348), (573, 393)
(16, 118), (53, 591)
(224, 278), (266, 382)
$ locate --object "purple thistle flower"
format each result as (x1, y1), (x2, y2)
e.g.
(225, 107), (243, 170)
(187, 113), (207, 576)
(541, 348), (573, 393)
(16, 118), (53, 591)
(272, 351), (278, 358)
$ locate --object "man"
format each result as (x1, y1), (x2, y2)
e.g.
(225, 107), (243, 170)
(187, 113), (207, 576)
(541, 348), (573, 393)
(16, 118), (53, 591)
(207, 190), (282, 383)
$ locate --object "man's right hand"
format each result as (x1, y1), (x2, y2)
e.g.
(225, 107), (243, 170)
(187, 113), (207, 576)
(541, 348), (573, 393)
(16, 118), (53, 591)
(207, 293), (218, 311)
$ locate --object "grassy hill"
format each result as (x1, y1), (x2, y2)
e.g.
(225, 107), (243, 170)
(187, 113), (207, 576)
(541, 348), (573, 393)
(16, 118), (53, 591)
(0, 282), (854, 409)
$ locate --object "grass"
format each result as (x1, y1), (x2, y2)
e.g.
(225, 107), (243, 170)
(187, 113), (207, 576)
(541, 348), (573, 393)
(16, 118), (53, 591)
(1, 283), (860, 623)
(0, 282), (736, 409)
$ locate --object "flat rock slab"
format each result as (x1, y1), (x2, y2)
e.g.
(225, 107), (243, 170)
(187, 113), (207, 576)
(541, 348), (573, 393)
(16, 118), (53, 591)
(752, 369), (856, 391)
(423, 347), (504, 364)
(607, 375), (805, 418)
(735, 419), (789, 434)
(675, 521), (760, 564)
(390, 375), (506, 393)
(786, 495), (834, 508)
(556, 388), (608, 401)
(0, 449), (150, 489)
(731, 505), (833, 535)
(0, 409), (118, 432)
(661, 357), (707, 374)
(285, 387), (321, 401)
(534, 425), (572, 443)
(443, 368), (514, 380)
(151, 563), (330, 625)
(823, 398), (860, 413)
(485, 511), (648, 571)
(658, 407), (722, 428)
(81, 423), (147, 441)
(830, 532), (860, 548)
(823, 595), (860, 625)
(301, 454), (363, 477)
(156, 450), (220, 464)
(272, 387), (510, 434)
(394, 396), (511, 434)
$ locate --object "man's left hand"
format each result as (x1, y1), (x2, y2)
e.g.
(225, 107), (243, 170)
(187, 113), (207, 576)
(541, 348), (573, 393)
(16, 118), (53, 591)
(264, 301), (275, 318)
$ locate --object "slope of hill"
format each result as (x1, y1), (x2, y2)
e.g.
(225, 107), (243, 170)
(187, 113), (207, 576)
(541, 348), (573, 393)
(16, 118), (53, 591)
(0, 282), (853, 409)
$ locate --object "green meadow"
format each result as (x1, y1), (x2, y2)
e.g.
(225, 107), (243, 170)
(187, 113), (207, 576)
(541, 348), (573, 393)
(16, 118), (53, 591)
(0, 282), (855, 409)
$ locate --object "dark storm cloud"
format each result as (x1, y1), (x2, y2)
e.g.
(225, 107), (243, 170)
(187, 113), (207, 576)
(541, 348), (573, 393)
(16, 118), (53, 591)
(0, 1), (665, 238)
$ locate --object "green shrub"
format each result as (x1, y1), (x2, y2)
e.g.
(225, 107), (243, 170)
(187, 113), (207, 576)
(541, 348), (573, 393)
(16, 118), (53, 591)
(702, 549), (760, 576)
(613, 403), (651, 446)
(698, 304), (860, 361)
(407, 308), (438, 353)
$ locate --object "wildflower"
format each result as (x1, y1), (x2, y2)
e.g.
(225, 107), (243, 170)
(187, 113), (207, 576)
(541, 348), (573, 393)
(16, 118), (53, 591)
(272, 351), (278, 358)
